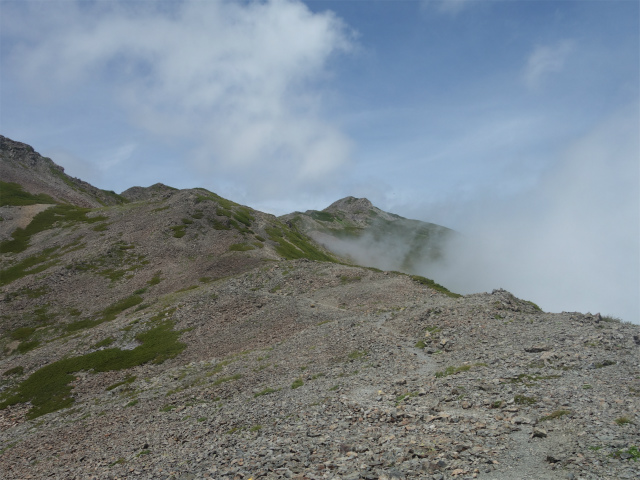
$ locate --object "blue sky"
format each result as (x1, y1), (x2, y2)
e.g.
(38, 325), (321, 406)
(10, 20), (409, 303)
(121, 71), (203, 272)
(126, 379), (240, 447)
(1, 0), (638, 322)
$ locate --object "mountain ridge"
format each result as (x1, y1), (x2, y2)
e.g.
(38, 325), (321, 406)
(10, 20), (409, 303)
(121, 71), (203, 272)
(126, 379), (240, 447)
(0, 135), (128, 208)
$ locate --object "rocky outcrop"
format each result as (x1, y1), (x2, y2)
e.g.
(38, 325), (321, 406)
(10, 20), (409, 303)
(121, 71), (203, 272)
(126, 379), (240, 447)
(0, 135), (127, 208)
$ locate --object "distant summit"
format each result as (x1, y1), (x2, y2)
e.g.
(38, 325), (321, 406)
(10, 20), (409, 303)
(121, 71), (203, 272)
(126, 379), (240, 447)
(324, 196), (373, 212)
(121, 183), (179, 202)
(281, 196), (456, 274)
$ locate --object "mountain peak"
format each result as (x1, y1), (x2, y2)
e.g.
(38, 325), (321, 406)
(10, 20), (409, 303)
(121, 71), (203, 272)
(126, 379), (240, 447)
(120, 183), (179, 202)
(324, 196), (373, 213)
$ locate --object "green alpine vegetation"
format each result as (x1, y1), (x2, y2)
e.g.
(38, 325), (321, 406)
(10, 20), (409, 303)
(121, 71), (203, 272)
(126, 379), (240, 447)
(0, 204), (106, 254)
(266, 223), (336, 262)
(0, 319), (186, 419)
(64, 295), (144, 332)
(0, 181), (57, 206)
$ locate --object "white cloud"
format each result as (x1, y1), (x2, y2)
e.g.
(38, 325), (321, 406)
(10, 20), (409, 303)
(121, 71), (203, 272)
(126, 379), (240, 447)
(523, 40), (574, 89)
(3, 0), (355, 197)
(420, 0), (474, 15)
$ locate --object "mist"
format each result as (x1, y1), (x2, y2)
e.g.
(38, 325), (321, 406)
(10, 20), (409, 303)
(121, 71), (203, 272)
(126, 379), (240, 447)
(310, 218), (454, 274)
(414, 109), (639, 322)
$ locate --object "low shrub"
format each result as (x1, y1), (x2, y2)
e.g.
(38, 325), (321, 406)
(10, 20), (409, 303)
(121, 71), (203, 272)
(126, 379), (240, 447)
(254, 387), (278, 398)
(514, 395), (537, 405)
(229, 243), (255, 252)
(3, 366), (24, 377)
(540, 410), (571, 421)
(615, 417), (634, 426)
(0, 181), (57, 206)
(410, 275), (461, 298)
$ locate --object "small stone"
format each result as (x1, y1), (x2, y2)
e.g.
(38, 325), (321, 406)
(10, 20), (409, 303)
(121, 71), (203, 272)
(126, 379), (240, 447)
(540, 351), (556, 361)
(525, 345), (551, 353)
(532, 427), (547, 438)
(512, 416), (533, 425)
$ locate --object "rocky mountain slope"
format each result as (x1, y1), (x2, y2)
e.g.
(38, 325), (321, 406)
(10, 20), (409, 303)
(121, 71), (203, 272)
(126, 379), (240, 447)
(281, 197), (455, 275)
(1, 136), (639, 480)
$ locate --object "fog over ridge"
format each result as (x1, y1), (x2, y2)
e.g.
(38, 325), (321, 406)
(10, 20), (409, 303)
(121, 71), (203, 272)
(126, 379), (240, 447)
(384, 107), (639, 323)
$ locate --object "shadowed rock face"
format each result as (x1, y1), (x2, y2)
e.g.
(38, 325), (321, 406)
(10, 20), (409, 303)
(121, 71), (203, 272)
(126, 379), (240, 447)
(1, 136), (639, 480)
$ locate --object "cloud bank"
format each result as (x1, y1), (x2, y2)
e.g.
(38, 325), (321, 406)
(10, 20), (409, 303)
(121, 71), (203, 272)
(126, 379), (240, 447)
(423, 107), (639, 322)
(3, 0), (354, 198)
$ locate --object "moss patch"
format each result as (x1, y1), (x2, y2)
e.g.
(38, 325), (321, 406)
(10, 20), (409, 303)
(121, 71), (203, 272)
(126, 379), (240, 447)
(71, 242), (147, 284)
(514, 395), (537, 405)
(93, 337), (115, 349)
(106, 375), (136, 391)
(0, 181), (57, 206)
(540, 410), (571, 421)
(254, 387), (278, 398)
(610, 446), (640, 461)
(232, 207), (255, 227)
(0, 204), (106, 255)
(16, 340), (40, 354)
(0, 247), (61, 287)
(3, 366), (24, 377)
(65, 295), (143, 332)
(615, 417), (634, 426)
(10, 327), (36, 341)
(170, 225), (186, 238)
(410, 275), (461, 298)
(266, 223), (335, 262)
(340, 275), (361, 285)
(147, 271), (163, 286)
(210, 373), (242, 386)
(229, 243), (256, 252)
(348, 350), (367, 360)
(309, 211), (336, 222)
(0, 319), (186, 419)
